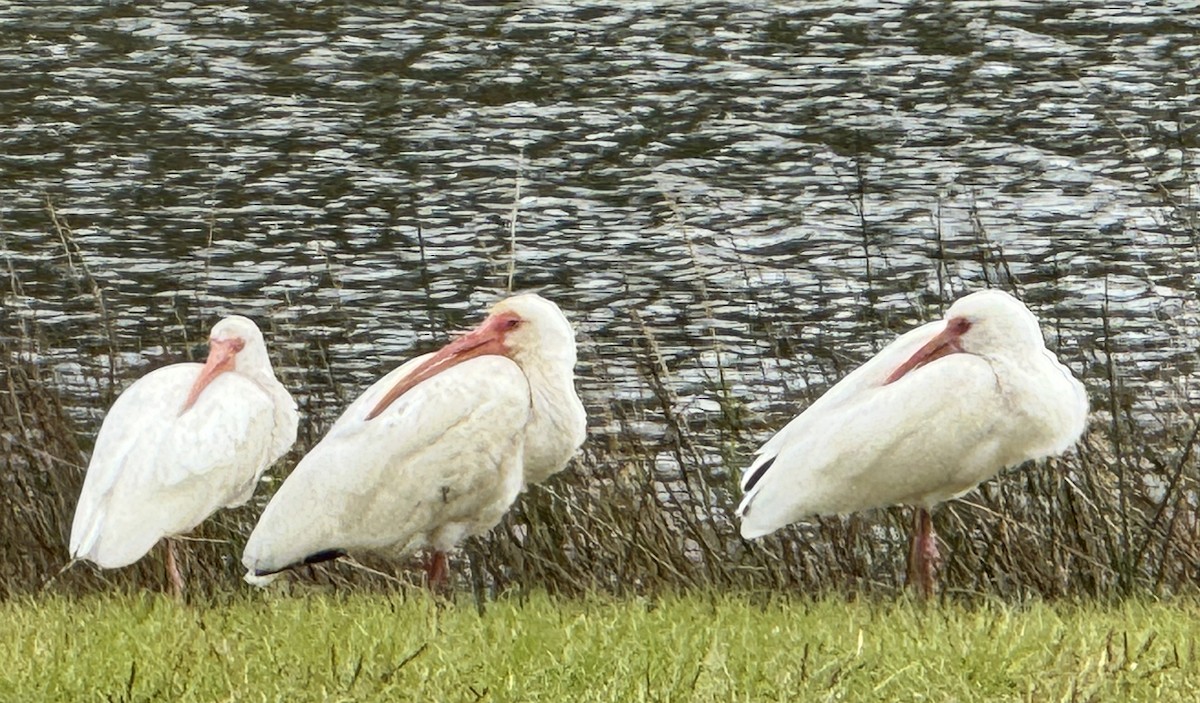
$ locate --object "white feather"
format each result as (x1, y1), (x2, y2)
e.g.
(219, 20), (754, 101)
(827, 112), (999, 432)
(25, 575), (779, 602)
(70, 318), (298, 569)
(241, 294), (587, 580)
(242, 355), (530, 574)
(738, 290), (1088, 540)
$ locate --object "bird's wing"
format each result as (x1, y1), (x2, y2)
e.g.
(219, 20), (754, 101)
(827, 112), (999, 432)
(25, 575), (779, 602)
(69, 364), (279, 568)
(327, 352), (434, 431)
(242, 354), (531, 576)
(737, 350), (1016, 539)
(740, 320), (945, 492)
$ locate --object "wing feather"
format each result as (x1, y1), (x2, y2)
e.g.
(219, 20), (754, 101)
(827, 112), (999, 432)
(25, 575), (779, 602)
(70, 364), (283, 568)
(740, 320), (944, 490)
(242, 355), (531, 575)
(738, 354), (1014, 538)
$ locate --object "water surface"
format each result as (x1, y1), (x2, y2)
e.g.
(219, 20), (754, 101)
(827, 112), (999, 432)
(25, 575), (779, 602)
(3, 0), (1198, 491)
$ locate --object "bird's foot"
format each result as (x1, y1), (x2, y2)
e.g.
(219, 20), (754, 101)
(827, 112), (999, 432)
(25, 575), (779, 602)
(920, 528), (942, 572)
(426, 550), (450, 592)
(908, 508), (942, 600)
(165, 538), (185, 601)
(917, 527), (942, 598)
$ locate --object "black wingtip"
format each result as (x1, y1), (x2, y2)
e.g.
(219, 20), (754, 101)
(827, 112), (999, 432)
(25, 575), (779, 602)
(252, 549), (347, 577)
(301, 549), (347, 566)
(742, 456), (776, 493)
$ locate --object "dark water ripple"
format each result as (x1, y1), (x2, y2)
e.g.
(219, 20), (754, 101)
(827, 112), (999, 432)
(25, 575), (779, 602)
(2, 1), (1198, 491)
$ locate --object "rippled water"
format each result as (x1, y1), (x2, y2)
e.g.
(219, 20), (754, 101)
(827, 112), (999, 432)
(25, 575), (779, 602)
(3, 1), (1198, 482)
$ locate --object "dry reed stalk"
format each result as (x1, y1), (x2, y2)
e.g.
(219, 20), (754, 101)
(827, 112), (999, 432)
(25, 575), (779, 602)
(4, 221), (1200, 600)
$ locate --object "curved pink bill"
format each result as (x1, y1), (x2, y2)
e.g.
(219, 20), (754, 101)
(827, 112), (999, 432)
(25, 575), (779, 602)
(364, 313), (515, 421)
(884, 317), (970, 385)
(180, 338), (245, 414)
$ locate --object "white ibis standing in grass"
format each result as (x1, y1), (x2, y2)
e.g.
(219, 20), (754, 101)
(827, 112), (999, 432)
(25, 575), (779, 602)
(737, 289), (1088, 597)
(69, 315), (298, 597)
(241, 293), (587, 587)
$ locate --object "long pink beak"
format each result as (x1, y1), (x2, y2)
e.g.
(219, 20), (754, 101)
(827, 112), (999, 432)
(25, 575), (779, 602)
(180, 338), (245, 414)
(884, 318), (970, 385)
(364, 315), (513, 421)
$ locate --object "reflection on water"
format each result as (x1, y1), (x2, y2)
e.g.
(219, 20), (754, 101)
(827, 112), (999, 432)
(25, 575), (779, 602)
(2, 1), (1198, 484)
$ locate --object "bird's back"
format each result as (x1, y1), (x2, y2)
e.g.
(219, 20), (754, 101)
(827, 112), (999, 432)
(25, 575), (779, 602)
(242, 355), (531, 576)
(70, 364), (281, 568)
(738, 353), (1026, 538)
(738, 291), (1089, 540)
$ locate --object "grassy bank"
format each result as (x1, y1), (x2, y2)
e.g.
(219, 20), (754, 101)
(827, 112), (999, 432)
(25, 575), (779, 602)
(2, 591), (1197, 701)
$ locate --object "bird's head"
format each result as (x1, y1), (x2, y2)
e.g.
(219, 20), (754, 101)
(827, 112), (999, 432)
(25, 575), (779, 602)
(365, 293), (577, 420)
(885, 290), (1045, 385)
(484, 293), (578, 369)
(181, 315), (267, 413)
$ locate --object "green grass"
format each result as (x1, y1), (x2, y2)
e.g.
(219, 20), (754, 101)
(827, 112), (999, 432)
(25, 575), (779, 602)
(2, 591), (1197, 702)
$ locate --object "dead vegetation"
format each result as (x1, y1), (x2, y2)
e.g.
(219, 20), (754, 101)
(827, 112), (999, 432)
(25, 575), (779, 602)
(3, 199), (1199, 602)
(4, 297), (1198, 603)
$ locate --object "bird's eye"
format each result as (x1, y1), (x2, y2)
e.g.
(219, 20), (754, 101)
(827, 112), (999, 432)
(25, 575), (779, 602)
(504, 318), (522, 330)
(213, 337), (246, 351)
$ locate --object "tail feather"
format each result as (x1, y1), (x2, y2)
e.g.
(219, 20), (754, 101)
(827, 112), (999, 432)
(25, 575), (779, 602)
(301, 549), (347, 566)
(243, 548), (347, 588)
(737, 455), (778, 538)
(740, 455), (776, 493)
(243, 571), (279, 587)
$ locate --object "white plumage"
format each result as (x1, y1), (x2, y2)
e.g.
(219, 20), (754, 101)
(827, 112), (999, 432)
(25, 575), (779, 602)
(242, 293), (586, 583)
(70, 315), (298, 575)
(737, 289), (1088, 594)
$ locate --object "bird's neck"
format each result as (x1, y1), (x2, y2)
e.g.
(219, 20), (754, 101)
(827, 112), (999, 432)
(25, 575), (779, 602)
(237, 358), (298, 458)
(520, 360), (587, 485)
(993, 350), (1088, 455)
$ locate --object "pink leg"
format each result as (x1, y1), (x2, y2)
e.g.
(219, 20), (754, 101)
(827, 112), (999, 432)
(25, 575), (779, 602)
(907, 508), (942, 599)
(164, 538), (185, 600)
(426, 550), (449, 591)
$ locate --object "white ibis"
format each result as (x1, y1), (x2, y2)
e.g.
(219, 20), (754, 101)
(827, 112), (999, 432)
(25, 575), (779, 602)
(737, 290), (1088, 597)
(69, 315), (298, 597)
(241, 293), (587, 587)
